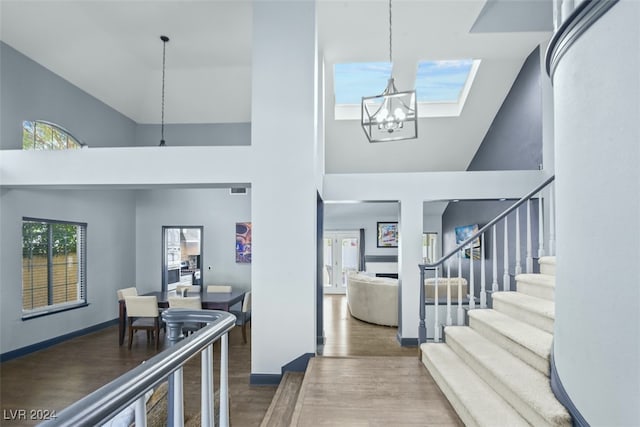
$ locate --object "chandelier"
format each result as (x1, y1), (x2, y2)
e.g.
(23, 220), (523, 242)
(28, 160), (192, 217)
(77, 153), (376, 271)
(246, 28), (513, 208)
(361, 0), (417, 142)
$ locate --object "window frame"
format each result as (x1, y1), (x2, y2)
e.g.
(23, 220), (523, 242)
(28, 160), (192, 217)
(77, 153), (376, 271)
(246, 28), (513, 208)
(22, 120), (86, 150)
(21, 217), (88, 320)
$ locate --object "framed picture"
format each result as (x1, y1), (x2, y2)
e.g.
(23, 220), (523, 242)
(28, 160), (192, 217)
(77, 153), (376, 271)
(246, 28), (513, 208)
(236, 222), (252, 263)
(455, 224), (481, 259)
(377, 222), (398, 248)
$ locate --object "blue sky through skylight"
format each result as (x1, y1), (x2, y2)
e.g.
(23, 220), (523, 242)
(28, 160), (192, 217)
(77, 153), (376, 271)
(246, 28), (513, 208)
(334, 59), (474, 106)
(334, 62), (391, 105)
(415, 59), (473, 103)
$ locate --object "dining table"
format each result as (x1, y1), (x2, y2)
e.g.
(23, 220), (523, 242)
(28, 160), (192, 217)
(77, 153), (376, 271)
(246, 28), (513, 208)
(118, 289), (245, 346)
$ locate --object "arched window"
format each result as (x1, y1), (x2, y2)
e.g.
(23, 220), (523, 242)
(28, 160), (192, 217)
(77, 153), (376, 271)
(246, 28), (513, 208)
(22, 120), (85, 150)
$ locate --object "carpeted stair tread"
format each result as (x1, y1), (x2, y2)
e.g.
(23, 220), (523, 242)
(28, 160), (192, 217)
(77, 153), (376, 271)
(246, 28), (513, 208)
(468, 309), (552, 375)
(492, 291), (555, 333)
(421, 343), (529, 427)
(445, 326), (571, 427)
(515, 273), (555, 301)
(538, 256), (556, 276)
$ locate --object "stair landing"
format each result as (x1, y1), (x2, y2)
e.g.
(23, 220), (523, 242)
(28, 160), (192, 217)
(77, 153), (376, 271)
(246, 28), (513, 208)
(289, 356), (463, 426)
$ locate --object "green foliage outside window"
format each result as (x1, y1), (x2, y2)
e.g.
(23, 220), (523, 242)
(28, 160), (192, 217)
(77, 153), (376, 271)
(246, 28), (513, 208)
(22, 121), (83, 150)
(22, 222), (77, 257)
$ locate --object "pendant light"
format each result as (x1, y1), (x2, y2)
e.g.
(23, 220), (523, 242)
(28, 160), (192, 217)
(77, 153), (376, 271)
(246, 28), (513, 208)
(361, 0), (417, 142)
(159, 35), (169, 147)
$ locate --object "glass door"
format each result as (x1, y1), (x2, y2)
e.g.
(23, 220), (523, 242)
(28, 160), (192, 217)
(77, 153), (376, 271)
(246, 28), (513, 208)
(323, 231), (359, 294)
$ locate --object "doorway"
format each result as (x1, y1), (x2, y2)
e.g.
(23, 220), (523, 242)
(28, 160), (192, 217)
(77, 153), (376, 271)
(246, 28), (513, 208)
(162, 226), (203, 292)
(323, 231), (359, 294)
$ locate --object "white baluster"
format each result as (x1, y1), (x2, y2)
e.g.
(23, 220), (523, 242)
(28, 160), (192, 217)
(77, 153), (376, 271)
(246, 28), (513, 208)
(220, 333), (229, 427)
(515, 207), (522, 275)
(491, 225), (499, 293)
(503, 217), (510, 291)
(173, 368), (184, 426)
(526, 199), (533, 273)
(538, 195), (545, 258)
(469, 241), (475, 310)
(434, 268), (440, 342)
(135, 395), (147, 427)
(549, 184), (556, 256)
(480, 233), (487, 308)
(457, 252), (464, 325)
(202, 344), (214, 427)
(446, 261), (452, 326)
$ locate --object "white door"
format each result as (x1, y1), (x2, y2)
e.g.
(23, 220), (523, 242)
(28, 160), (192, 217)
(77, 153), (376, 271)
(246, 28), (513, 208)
(323, 231), (360, 294)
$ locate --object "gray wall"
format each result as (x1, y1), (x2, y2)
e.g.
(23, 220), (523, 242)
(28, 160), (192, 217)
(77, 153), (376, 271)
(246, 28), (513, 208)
(134, 188), (252, 294)
(0, 42), (136, 149)
(0, 42), (252, 149)
(135, 123), (251, 146)
(466, 47), (542, 171)
(0, 189), (137, 354)
(442, 199), (539, 293)
(442, 47), (543, 287)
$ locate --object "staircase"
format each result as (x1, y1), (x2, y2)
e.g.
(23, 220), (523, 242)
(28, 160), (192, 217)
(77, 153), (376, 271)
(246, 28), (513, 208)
(420, 256), (572, 426)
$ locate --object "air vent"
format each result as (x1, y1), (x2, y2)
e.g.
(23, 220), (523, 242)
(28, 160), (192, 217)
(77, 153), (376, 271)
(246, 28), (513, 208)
(230, 188), (247, 195)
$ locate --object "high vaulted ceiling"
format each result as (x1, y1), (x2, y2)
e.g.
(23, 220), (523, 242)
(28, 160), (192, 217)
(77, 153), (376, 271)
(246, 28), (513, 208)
(0, 0), (553, 173)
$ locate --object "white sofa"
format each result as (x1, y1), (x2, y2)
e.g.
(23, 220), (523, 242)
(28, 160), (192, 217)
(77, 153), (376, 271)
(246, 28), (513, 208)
(346, 273), (398, 327)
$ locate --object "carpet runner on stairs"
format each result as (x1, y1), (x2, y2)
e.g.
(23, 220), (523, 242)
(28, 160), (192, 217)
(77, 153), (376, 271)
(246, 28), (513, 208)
(420, 256), (572, 427)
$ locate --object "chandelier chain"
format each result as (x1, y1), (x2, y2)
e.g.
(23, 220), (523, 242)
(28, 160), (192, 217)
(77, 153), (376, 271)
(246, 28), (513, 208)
(388, 0), (393, 64)
(161, 37), (167, 143)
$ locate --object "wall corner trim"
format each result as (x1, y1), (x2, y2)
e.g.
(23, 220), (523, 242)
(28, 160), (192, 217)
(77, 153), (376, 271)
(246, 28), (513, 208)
(396, 331), (418, 347)
(550, 346), (590, 427)
(250, 352), (315, 386)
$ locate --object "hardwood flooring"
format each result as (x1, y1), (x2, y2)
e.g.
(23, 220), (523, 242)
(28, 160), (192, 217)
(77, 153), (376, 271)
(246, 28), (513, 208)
(1, 295), (460, 426)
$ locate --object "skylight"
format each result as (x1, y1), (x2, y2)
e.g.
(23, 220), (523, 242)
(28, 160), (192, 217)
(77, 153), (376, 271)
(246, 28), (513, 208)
(334, 62), (391, 105)
(333, 59), (480, 120)
(415, 59), (474, 103)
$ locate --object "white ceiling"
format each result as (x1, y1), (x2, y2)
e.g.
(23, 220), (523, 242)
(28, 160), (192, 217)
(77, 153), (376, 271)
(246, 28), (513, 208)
(0, 0), (552, 173)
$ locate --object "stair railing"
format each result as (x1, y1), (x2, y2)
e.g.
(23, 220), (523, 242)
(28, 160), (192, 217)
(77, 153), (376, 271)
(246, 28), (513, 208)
(39, 309), (236, 427)
(418, 175), (555, 344)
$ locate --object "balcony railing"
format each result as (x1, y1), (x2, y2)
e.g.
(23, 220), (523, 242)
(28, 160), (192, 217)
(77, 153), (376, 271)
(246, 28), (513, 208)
(39, 308), (236, 427)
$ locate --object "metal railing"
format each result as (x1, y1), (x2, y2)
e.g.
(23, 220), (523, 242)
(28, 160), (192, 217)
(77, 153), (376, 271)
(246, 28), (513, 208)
(39, 308), (236, 427)
(418, 175), (555, 343)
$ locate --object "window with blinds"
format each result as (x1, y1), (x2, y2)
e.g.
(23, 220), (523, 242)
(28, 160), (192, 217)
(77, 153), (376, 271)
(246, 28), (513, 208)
(22, 218), (87, 319)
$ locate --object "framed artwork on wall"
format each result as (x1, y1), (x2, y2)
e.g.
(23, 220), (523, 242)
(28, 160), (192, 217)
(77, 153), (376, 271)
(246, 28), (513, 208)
(236, 222), (252, 263)
(377, 222), (398, 248)
(455, 223), (481, 259)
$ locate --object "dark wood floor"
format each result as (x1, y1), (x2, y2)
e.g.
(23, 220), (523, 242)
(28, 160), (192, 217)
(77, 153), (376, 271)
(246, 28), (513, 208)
(1, 295), (458, 426)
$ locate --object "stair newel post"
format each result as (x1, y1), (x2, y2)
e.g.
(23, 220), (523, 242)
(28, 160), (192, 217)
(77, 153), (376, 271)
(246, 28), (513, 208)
(418, 265), (426, 344)
(491, 225), (499, 293)
(457, 250), (464, 325)
(538, 195), (545, 259)
(503, 217), (510, 291)
(526, 199), (533, 273)
(515, 207), (522, 275)
(469, 240), (475, 310)
(480, 233), (487, 308)
(434, 267), (440, 342)
(446, 260), (452, 326)
(549, 183), (556, 256)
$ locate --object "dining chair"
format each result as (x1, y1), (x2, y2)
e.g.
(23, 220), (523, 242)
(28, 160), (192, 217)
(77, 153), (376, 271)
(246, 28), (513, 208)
(116, 287), (137, 300)
(176, 285), (201, 296)
(168, 296), (203, 335)
(125, 296), (162, 350)
(230, 291), (251, 344)
(207, 285), (232, 293)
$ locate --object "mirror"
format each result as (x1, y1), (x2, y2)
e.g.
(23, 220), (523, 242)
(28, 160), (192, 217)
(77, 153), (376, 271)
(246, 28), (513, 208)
(162, 226), (203, 292)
